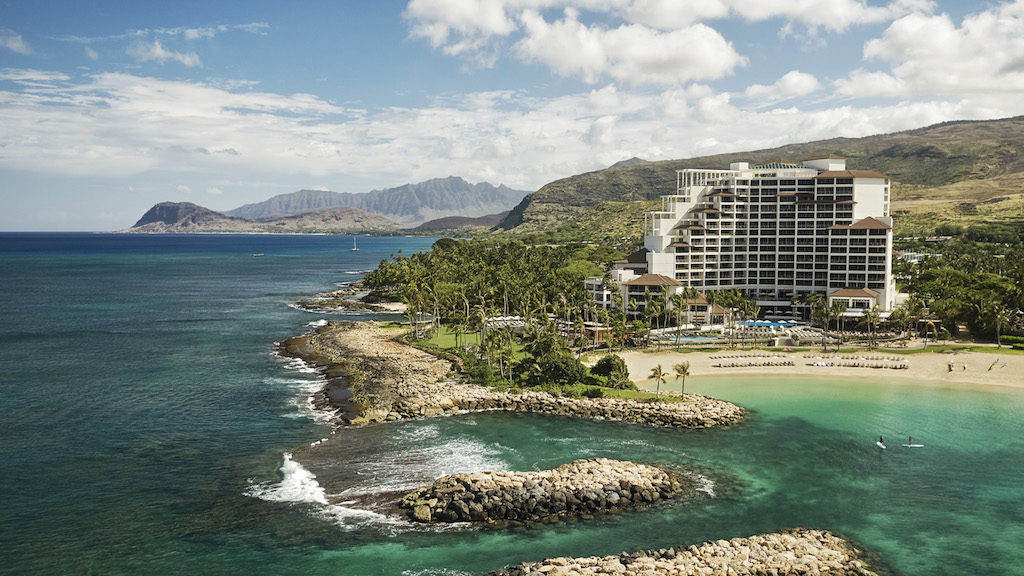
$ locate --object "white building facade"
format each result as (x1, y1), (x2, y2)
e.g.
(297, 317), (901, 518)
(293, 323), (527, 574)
(641, 155), (896, 317)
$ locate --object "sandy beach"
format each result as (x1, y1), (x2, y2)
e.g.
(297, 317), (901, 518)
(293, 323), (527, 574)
(616, 345), (1024, 392)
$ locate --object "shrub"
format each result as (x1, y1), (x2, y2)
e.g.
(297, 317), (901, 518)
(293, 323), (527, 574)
(582, 387), (605, 398)
(999, 335), (1024, 345)
(590, 354), (633, 389)
(1013, 343), (1024, 351)
(937, 328), (951, 340)
(591, 354), (626, 377)
(934, 223), (964, 236)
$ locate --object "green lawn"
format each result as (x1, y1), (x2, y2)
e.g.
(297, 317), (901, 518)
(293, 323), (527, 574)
(416, 326), (529, 361)
(419, 325), (482, 349)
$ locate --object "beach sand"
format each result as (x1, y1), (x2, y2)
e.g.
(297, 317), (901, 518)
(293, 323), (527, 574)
(615, 345), (1024, 392)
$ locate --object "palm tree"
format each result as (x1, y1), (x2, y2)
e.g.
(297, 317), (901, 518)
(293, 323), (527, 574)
(829, 301), (847, 347)
(861, 305), (880, 349)
(978, 298), (1013, 348)
(670, 291), (688, 331)
(673, 361), (690, 399)
(649, 364), (666, 398)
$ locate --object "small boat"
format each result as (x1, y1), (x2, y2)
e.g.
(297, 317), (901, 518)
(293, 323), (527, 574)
(252, 253), (264, 257)
(350, 237), (359, 252)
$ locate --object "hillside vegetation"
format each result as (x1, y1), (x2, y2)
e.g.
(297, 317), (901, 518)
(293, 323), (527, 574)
(497, 116), (1024, 241)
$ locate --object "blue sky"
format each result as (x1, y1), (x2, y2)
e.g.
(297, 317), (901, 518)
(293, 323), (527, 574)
(1, 0), (1022, 230)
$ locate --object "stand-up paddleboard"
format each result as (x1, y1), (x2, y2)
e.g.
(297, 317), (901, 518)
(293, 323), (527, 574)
(902, 444), (925, 448)
(876, 441), (886, 449)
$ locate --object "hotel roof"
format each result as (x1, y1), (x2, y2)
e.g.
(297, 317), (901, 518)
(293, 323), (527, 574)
(830, 287), (880, 298)
(753, 159), (802, 169)
(614, 247), (649, 265)
(829, 216), (892, 231)
(815, 169), (889, 179)
(623, 274), (685, 287)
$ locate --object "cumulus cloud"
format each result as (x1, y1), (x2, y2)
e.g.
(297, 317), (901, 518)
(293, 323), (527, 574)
(176, 184), (191, 194)
(402, 0), (936, 75)
(516, 8), (746, 85)
(838, 1), (1024, 96)
(744, 70), (821, 100)
(1, 29), (32, 54)
(206, 186), (223, 195)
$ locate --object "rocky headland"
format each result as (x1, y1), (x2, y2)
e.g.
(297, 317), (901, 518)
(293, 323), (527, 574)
(399, 458), (684, 524)
(486, 528), (880, 576)
(278, 321), (745, 428)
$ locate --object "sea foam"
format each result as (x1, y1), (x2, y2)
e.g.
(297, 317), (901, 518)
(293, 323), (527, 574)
(247, 453), (328, 505)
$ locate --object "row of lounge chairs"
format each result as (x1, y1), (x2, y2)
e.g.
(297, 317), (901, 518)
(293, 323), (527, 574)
(713, 360), (795, 368)
(808, 361), (909, 369)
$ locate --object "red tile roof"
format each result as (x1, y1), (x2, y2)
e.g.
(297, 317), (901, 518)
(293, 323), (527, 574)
(829, 287), (879, 298)
(623, 274), (685, 287)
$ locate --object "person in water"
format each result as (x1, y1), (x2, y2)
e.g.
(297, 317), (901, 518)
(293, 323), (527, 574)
(908, 436), (913, 445)
(879, 435), (885, 445)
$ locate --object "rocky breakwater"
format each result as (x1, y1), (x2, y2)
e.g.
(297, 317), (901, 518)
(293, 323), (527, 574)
(390, 386), (744, 429)
(399, 458), (683, 524)
(486, 528), (880, 576)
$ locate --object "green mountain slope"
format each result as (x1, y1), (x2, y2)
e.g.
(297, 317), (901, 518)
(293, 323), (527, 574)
(497, 116), (1024, 240)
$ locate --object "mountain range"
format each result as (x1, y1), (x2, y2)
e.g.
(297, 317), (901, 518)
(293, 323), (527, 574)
(225, 176), (528, 225)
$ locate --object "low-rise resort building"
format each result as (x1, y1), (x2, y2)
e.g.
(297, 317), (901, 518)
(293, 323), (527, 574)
(587, 155), (896, 321)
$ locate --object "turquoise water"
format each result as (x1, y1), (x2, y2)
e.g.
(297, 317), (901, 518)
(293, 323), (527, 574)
(2, 234), (1022, 576)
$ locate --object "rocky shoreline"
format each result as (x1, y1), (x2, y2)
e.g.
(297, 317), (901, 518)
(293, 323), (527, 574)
(485, 528), (881, 576)
(294, 286), (407, 313)
(399, 458), (684, 524)
(278, 321), (745, 428)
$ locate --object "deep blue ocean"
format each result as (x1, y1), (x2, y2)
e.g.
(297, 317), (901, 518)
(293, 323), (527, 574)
(2, 233), (1023, 576)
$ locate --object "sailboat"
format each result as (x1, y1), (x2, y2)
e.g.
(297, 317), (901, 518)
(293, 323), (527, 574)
(350, 236), (359, 251)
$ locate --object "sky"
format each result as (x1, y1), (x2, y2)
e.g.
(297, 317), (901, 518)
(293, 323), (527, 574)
(1, 0), (1023, 231)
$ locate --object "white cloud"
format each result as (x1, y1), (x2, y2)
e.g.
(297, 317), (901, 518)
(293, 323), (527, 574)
(85, 46), (99, 61)
(398, 1), (944, 84)
(206, 186), (223, 195)
(3, 65), (1024, 196)
(0, 68), (70, 85)
(726, 0), (935, 32)
(176, 184), (191, 194)
(127, 40), (202, 67)
(1, 29), (32, 55)
(516, 8), (746, 85)
(405, 0), (517, 46)
(744, 70), (821, 100)
(838, 1), (1024, 96)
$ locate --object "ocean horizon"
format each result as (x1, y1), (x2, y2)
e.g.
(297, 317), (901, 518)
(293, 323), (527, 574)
(2, 233), (1023, 576)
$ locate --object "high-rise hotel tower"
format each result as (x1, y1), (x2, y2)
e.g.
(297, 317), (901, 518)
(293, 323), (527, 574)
(641, 155), (895, 317)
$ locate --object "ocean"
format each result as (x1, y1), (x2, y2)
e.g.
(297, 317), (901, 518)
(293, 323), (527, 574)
(1, 233), (1022, 576)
